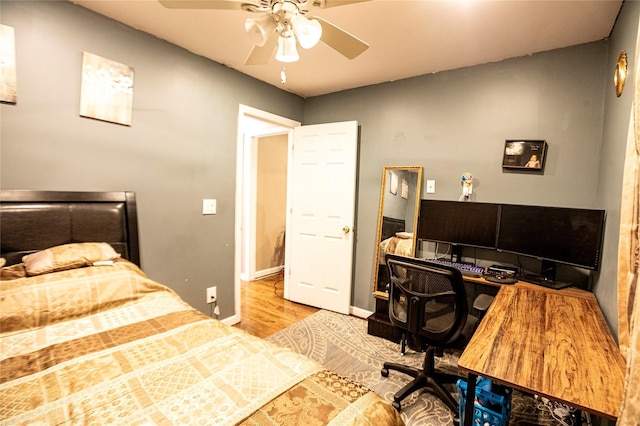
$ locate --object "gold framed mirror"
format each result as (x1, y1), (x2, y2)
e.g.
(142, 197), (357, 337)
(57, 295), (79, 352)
(372, 166), (423, 298)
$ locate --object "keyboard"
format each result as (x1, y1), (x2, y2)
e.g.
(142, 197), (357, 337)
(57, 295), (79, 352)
(519, 273), (573, 290)
(427, 259), (485, 278)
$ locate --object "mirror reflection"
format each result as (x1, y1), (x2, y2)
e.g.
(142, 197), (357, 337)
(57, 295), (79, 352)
(372, 166), (423, 297)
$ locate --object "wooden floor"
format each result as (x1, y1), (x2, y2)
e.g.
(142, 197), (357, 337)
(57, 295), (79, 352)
(233, 273), (319, 339)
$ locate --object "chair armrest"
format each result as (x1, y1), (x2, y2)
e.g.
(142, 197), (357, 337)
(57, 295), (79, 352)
(473, 294), (494, 313)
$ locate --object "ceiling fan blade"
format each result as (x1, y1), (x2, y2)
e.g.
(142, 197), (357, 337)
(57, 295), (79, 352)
(244, 35), (278, 65)
(158, 0), (255, 10)
(315, 16), (368, 59)
(312, 0), (370, 8)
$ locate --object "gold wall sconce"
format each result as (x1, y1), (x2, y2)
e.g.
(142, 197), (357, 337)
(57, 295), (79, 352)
(614, 51), (627, 97)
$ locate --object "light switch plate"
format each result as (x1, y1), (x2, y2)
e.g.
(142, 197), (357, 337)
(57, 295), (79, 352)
(426, 180), (436, 194)
(202, 199), (217, 215)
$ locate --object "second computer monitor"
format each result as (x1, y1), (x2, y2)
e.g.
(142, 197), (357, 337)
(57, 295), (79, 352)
(497, 204), (605, 271)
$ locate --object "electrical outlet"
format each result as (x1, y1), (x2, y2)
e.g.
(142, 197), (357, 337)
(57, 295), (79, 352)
(206, 286), (217, 304)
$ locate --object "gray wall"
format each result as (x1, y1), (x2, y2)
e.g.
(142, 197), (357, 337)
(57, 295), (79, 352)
(304, 41), (611, 312)
(597, 0), (640, 338)
(306, 0), (638, 334)
(2, 0), (637, 337)
(0, 0), (304, 317)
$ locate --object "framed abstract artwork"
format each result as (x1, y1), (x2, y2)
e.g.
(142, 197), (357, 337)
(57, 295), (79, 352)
(80, 52), (134, 126)
(389, 171), (398, 195)
(0, 24), (17, 104)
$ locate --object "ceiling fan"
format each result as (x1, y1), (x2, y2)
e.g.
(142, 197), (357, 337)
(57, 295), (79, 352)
(158, 0), (370, 65)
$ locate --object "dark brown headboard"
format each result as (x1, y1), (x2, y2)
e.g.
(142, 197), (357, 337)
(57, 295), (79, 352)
(1, 190), (140, 267)
(381, 216), (406, 241)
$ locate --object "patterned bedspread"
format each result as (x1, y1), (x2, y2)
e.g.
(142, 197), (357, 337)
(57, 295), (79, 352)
(379, 235), (415, 264)
(0, 261), (404, 426)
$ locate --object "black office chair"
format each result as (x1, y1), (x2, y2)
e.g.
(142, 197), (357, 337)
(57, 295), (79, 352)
(380, 254), (479, 415)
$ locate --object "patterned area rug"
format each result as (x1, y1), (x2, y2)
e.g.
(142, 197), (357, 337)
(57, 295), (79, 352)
(265, 310), (556, 426)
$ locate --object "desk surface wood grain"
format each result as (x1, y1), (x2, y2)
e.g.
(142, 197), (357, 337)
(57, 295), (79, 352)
(458, 285), (626, 419)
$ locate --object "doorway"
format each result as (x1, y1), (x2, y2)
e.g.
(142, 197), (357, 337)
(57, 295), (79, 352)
(228, 105), (300, 325)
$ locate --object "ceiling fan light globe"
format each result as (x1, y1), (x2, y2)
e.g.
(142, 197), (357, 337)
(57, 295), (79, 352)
(244, 15), (276, 47)
(276, 35), (299, 62)
(291, 15), (322, 49)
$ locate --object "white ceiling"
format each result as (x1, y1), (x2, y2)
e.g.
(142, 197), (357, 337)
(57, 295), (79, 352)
(71, 0), (622, 98)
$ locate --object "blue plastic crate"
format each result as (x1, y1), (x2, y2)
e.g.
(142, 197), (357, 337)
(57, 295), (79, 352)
(456, 377), (512, 426)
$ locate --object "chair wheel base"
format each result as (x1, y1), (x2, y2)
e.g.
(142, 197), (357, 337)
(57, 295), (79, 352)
(392, 401), (401, 412)
(381, 368), (389, 377)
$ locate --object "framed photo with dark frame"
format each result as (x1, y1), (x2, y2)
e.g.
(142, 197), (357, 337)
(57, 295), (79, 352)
(502, 140), (547, 170)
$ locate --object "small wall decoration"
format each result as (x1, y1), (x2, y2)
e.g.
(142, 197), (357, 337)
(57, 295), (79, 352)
(502, 140), (547, 171)
(389, 171), (398, 195)
(401, 178), (408, 199)
(80, 52), (134, 126)
(0, 24), (17, 104)
(614, 51), (627, 97)
(460, 172), (473, 201)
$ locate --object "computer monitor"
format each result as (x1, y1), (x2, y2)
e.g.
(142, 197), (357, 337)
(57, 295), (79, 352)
(418, 200), (500, 250)
(497, 204), (605, 277)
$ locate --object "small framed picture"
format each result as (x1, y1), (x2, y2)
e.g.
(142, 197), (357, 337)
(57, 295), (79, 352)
(401, 178), (408, 199)
(502, 140), (547, 170)
(389, 171), (398, 195)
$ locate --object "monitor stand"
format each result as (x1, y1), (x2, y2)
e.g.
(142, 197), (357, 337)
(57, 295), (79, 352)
(520, 260), (572, 290)
(451, 245), (463, 263)
(540, 260), (557, 281)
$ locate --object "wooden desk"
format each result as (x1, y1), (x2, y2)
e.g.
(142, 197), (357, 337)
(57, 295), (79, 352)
(458, 284), (626, 426)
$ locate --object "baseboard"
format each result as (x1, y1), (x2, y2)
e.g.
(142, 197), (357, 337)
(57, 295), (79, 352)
(221, 306), (371, 327)
(220, 314), (240, 326)
(255, 266), (283, 279)
(350, 306), (373, 319)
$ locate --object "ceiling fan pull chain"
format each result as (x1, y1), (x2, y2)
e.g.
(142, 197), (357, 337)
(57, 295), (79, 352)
(281, 65), (287, 84)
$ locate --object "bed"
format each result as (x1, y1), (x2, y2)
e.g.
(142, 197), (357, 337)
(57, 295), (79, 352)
(378, 216), (414, 264)
(375, 217), (415, 294)
(0, 190), (404, 426)
(378, 234), (415, 264)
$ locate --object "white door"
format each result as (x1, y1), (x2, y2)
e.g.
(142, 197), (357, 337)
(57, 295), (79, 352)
(284, 121), (359, 314)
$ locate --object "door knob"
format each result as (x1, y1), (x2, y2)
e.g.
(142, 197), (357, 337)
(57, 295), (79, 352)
(343, 226), (351, 234)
